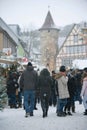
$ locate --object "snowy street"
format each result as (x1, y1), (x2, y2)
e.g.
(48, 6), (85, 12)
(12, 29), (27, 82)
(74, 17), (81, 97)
(0, 102), (87, 130)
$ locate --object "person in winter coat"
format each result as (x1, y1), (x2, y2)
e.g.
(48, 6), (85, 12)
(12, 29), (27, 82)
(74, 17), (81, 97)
(17, 71), (23, 108)
(38, 68), (52, 118)
(74, 69), (82, 104)
(20, 62), (38, 117)
(55, 65), (70, 117)
(64, 70), (76, 115)
(80, 71), (87, 115)
(49, 70), (58, 107)
(6, 71), (19, 108)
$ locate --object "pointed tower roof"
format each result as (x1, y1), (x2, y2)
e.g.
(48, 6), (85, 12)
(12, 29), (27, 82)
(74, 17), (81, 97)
(39, 11), (59, 30)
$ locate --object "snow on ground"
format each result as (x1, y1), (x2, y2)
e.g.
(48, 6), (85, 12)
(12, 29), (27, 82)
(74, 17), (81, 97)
(0, 102), (87, 130)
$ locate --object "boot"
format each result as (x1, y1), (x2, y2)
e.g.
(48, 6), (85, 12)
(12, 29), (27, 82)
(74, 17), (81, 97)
(84, 109), (87, 115)
(25, 112), (30, 117)
(45, 110), (48, 117)
(10, 105), (13, 108)
(30, 112), (34, 116)
(43, 112), (46, 118)
(63, 106), (67, 115)
(57, 112), (66, 117)
(67, 111), (72, 116)
(43, 109), (46, 118)
(18, 104), (22, 108)
(72, 106), (75, 113)
(34, 107), (38, 110)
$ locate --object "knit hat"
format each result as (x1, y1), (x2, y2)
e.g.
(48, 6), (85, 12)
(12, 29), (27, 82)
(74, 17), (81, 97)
(27, 62), (32, 66)
(59, 65), (66, 72)
(84, 67), (87, 72)
(52, 70), (56, 74)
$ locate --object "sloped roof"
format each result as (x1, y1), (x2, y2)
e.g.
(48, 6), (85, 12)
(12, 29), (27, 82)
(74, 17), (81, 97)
(58, 22), (87, 50)
(58, 24), (75, 49)
(39, 11), (59, 30)
(0, 18), (19, 45)
(18, 38), (28, 55)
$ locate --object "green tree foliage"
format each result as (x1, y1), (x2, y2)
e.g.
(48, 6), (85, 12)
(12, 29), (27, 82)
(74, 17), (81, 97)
(0, 66), (8, 110)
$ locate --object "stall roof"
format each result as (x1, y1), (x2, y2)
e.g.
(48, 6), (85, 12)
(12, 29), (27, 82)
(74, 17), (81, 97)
(0, 58), (17, 64)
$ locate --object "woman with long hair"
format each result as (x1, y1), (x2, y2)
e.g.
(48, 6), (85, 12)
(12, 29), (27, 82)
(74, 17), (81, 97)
(38, 68), (52, 118)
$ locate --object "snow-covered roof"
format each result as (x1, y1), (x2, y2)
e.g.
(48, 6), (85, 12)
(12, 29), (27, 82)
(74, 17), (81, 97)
(39, 11), (59, 31)
(0, 18), (19, 45)
(58, 22), (87, 49)
(58, 24), (75, 49)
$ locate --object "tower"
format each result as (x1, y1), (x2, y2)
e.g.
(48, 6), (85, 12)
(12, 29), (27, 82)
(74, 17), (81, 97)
(39, 10), (59, 72)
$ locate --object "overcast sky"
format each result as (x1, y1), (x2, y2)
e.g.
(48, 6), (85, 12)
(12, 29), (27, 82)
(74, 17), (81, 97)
(0, 0), (87, 29)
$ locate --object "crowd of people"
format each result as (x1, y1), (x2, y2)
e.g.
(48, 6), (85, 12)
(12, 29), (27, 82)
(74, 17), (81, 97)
(5, 62), (87, 118)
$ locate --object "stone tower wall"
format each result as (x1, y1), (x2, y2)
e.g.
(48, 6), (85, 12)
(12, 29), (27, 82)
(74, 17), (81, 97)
(40, 29), (59, 72)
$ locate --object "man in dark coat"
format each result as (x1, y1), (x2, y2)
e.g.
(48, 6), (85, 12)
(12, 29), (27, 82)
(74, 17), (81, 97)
(20, 62), (38, 117)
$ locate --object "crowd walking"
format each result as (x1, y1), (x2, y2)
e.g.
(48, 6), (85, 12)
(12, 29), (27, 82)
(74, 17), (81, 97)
(5, 62), (87, 118)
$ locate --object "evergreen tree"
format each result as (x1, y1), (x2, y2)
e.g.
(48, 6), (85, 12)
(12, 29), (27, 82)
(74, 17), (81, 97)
(0, 66), (8, 110)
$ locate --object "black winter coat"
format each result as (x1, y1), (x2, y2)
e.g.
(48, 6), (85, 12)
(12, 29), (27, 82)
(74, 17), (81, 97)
(67, 74), (76, 98)
(20, 66), (38, 91)
(6, 72), (19, 94)
(38, 68), (52, 99)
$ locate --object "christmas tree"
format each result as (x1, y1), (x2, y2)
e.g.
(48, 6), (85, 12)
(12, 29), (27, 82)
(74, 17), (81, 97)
(0, 66), (8, 111)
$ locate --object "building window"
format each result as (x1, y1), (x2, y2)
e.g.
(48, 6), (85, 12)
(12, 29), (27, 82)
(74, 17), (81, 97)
(66, 45), (86, 54)
(84, 22), (87, 27)
(62, 58), (73, 67)
(74, 35), (78, 43)
(79, 38), (83, 43)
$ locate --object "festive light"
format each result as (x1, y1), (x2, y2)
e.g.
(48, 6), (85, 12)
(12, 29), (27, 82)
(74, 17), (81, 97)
(22, 57), (28, 62)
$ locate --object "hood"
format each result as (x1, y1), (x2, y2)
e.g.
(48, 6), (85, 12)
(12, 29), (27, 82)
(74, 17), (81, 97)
(40, 68), (50, 77)
(26, 66), (34, 71)
(55, 72), (63, 79)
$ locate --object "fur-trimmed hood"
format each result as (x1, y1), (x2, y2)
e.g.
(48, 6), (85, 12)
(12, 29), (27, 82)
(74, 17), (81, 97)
(54, 72), (66, 79)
